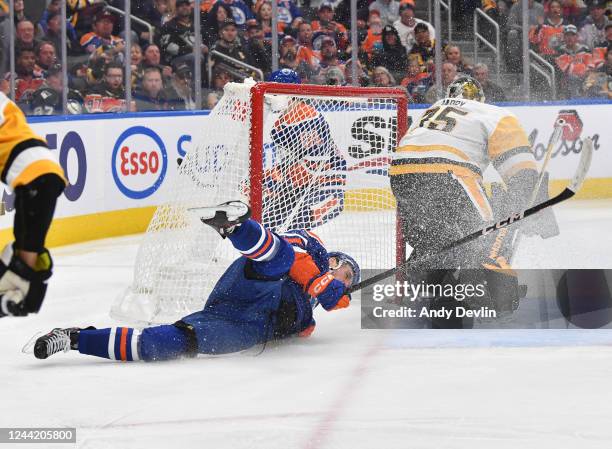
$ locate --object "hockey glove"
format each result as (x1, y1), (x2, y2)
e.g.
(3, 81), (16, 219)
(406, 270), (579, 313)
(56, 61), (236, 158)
(307, 272), (350, 311)
(0, 243), (53, 318)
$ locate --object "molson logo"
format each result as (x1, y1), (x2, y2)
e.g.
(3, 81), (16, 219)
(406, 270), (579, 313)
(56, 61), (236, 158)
(112, 126), (168, 199)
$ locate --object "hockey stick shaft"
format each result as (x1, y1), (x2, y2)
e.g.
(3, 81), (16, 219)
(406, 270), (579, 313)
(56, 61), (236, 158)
(529, 119), (565, 206)
(348, 137), (593, 294)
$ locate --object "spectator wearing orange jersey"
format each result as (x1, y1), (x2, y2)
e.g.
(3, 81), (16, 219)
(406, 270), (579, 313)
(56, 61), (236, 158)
(360, 12), (384, 61)
(556, 24), (593, 97)
(590, 23), (611, 68)
(530, 0), (566, 58)
(295, 22), (322, 75)
(312, 4), (349, 50)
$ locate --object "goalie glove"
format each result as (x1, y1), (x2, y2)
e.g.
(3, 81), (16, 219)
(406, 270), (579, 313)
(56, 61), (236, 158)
(0, 243), (53, 318)
(307, 272), (350, 311)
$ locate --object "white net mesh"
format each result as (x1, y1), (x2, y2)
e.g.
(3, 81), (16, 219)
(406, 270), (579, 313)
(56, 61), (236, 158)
(111, 80), (403, 324)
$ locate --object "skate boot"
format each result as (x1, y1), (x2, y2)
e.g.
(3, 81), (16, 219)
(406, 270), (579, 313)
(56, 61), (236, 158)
(192, 201), (251, 238)
(33, 327), (89, 359)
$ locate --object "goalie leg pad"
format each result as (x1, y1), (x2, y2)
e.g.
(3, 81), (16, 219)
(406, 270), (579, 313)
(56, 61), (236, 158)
(13, 173), (65, 253)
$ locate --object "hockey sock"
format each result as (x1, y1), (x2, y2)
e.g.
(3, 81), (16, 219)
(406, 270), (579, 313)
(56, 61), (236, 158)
(228, 219), (280, 262)
(78, 327), (141, 361)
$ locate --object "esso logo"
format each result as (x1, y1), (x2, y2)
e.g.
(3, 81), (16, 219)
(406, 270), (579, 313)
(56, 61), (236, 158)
(112, 126), (167, 199)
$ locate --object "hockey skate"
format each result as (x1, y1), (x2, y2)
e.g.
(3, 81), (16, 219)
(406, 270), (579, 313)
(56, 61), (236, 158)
(33, 327), (83, 359)
(191, 201), (251, 238)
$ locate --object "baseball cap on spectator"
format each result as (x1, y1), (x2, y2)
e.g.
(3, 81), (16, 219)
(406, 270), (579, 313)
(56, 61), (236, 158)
(281, 35), (297, 45)
(319, 3), (334, 12)
(175, 0), (191, 6)
(173, 61), (192, 78)
(94, 9), (117, 23)
(564, 24), (578, 34)
(219, 19), (237, 30)
(589, 0), (605, 9)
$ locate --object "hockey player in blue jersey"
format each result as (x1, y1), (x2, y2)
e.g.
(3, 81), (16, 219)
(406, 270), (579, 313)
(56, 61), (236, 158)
(31, 201), (360, 361)
(263, 69), (347, 231)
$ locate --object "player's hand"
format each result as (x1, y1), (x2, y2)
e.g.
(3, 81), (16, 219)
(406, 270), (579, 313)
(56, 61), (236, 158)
(0, 244), (53, 318)
(307, 272), (350, 311)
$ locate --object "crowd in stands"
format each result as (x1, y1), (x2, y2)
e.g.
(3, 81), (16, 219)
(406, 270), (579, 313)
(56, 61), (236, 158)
(0, 0), (610, 116)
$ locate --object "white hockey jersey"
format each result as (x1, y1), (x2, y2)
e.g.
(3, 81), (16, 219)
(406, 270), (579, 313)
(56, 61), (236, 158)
(390, 98), (537, 221)
(391, 98), (536, 182)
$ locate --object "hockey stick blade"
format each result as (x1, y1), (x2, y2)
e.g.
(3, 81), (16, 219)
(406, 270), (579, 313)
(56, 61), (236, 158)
(348, 137), (594, 294)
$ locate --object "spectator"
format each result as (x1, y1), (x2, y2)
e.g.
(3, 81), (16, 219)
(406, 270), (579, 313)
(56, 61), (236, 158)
(312, 3), (349, 50)
(371, 25), (407, 80)
(530, 0), (566, 58)
(80, 9), (124, 63)
(371, 66), (396, 87)
(203, 2), (234, 47)
(409, 22), (435, 69)
(324, 66), (345, 85)
(591, 23), (611, 68)
(369, 0), (400, 27)
(35, 41), (57, 74)
(344, 58), (370, 86)
(141, 44), (174, 80)
(255, 1), (285, 42)
(41, 12), (78, 56)
(219, 0), (255, 28)
(473, 62), (506, 102)
(313, 36), (345, 84)
(550, 0), (587, 24)
(8, 46), (44, 103)
(583, 48), (611, 98)
(361, 12), (384, 61)
(444, 44), (473, 75)
(506, 0), (545, 71)
(252, 0), (302, 28)
(245, 20), (272, 76)
(296, 21), (321, 72)
(84, 62), (126, 113)
(165, 61), (195, 110)
(424, 61), (457, 103)
(159, 0), (199, 66)
(400, 54), (432, 103)
(393, 3), (435, 53)
(29, 64), (84, 115)
(579, 0), (609, 49)
(211, 19), (251, 72)
(278, 35), (318, 82)
(211, 67), (232, 90)
(12, 0), (28, 25)
(130, 43), (144, 87)
(555, 24), (592, 97)
(283, 16), (305, 40)
(16, 20), (38, 49)
(134, 66), (169, 111)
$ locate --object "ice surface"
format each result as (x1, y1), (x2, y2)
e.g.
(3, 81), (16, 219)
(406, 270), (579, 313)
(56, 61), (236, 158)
(1, 200), (612, 449)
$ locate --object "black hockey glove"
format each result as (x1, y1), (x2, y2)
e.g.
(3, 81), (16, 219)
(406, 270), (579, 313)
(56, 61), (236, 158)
(0, 243), (53, 318)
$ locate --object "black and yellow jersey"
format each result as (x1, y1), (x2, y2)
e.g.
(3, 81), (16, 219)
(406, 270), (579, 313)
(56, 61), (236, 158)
(391, 97), (537, 220)
(0, 92), (66, 190)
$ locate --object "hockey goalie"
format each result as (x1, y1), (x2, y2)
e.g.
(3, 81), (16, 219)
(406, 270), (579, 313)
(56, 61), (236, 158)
(262, 69), (347, 231)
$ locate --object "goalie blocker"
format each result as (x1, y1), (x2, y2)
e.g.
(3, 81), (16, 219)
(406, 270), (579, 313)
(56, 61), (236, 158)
(0, 92), (66, 318)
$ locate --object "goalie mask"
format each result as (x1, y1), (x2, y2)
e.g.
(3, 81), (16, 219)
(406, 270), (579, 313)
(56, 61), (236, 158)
(268, 68), (301, 84)
(446, 76), (485, 103)
(328, 251), (361, 287)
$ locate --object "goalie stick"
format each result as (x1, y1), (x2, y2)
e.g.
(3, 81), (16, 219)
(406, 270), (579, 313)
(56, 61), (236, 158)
(347, 136), (594, 295)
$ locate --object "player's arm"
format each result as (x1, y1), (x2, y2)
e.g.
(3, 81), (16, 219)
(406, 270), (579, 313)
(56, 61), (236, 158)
(283, 231), (350, 311)
(0, 94), (66, 318)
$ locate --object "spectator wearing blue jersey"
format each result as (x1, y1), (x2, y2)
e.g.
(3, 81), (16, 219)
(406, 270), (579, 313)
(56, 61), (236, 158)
(218, 0), (255, 28)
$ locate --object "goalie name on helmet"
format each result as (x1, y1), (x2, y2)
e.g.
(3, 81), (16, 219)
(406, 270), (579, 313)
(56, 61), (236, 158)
(446, 76), (486, 103)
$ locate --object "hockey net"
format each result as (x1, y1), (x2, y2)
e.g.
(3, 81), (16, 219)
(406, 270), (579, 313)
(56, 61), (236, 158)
(111, 80), (408, 324)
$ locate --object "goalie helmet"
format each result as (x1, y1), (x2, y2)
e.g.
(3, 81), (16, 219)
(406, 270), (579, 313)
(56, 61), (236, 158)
(446, 76), (485, 103)
(328, 251), (361, 287)
(268, 68), (301, 84)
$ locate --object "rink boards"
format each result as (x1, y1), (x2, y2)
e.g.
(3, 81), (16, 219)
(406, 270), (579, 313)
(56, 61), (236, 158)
(0, 99), (609, 248)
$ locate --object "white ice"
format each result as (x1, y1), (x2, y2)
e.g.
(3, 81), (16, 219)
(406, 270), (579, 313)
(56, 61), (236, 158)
(1, 199), (612, 449)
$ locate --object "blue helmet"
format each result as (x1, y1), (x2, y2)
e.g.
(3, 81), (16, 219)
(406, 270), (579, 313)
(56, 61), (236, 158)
(328, 251), (361, 287)
(268, 68), (301, 84)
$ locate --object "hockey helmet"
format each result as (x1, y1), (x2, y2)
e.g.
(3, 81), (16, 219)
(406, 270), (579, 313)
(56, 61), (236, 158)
(328, 251), (361, 287)
(268, 68), (301, 84)
(446, 75), (485, 102)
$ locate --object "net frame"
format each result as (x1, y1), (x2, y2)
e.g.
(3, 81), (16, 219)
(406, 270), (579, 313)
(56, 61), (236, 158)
(249, 82), (408, 268)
